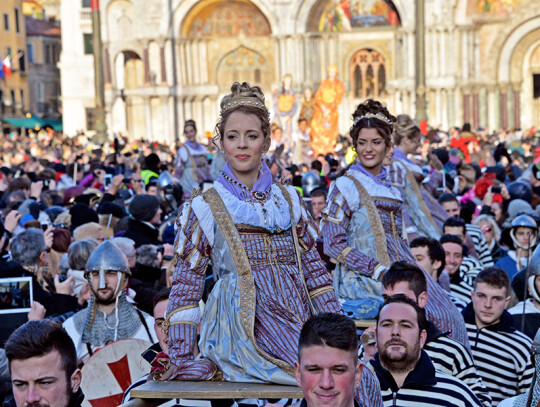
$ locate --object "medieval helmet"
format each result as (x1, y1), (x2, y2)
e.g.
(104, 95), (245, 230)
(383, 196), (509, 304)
(85, 240), (130, 291)
(302, 171), (320, 197)
(158, 170), (173, 189)
(510, 214), (538, 250)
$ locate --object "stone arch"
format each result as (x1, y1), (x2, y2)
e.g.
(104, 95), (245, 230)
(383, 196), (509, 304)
(349, 49), (387, 99)
(106, 0), (136, 42)
(174, 0), (277, 38)
(215, 46), (270, 92)
(294, 0), (410, 34)
(483, 2), (540, 82)
(114, 50), (143, 90)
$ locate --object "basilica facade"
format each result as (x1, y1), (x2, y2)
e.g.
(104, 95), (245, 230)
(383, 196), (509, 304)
(59, 0), (540, 143)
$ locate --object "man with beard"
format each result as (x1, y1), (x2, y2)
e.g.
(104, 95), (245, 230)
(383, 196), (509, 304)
(4, 320), (84, 407)
(370, 295), (483, 406)
(63, 241), (157, 364)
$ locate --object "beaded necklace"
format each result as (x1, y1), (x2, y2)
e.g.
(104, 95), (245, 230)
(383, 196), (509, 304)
(221, 172), (284, 225)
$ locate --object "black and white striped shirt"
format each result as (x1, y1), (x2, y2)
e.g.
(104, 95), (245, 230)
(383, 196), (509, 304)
(423, 322), (491, 407)
(371, 350), (483, 407)
(461, 256), (483, 279)
(450, 272), (474, 306)
(463, 305), (534, 406)
(466, 224), (494, 268)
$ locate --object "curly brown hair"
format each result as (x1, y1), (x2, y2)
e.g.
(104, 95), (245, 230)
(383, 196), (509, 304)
(213, 82), (270, 147)
(350, 99), (396, 149)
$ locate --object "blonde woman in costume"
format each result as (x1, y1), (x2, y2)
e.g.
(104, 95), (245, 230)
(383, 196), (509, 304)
(159, 83), (383, 407)
(321, 99), (469, 347)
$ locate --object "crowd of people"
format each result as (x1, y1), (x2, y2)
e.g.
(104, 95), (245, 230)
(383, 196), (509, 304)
(1, 80), (540, 407)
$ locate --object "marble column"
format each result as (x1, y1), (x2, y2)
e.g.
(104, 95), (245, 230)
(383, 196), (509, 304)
(143, 45), (150, 85)
(500, 84), (508, 130)
(513, 83), (521, 129)
(160, 44), (167, 85)
(144, 97), (153, 140)
(463, 93), (470, 124)
(472, 89), (479, 129)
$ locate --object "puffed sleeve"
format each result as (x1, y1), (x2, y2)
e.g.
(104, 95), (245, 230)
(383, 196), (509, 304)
(165, 201), (217, 380)
(321, 184), (385, 279)
(294, 191), (343, 315)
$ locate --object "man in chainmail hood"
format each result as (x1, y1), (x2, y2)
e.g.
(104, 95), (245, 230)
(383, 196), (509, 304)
(63, 240), (157, 364)
(499, 328), (540, 407)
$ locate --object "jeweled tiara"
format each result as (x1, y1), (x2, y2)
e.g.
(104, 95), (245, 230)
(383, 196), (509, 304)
(219, 97), (270, 118)
(354, 112), (393, 124)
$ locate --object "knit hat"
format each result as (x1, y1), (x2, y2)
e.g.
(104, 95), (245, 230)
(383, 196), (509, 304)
(70, 203), (99, 230)
(508, 199), (533, 220)
(96, 201), (126, 219)
(128, 194), (160, 222)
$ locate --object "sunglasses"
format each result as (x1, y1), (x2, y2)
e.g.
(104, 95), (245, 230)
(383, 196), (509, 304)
(481, 226), (492, 233)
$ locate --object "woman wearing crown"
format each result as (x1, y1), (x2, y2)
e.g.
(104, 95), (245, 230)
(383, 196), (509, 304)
(321, 99), (469, 346)
(159, 82), (344, 384)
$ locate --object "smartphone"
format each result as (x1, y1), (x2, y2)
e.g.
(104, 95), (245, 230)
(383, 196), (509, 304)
(104, 174), (113, 187)
(491, 186), (502, 194)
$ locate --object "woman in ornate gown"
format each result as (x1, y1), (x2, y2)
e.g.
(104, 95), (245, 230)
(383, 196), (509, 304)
(321, 99), (469, 347)
(388, 114), (449, 239)
(175, 119), (212, 199)
(160, 82), (345, 382)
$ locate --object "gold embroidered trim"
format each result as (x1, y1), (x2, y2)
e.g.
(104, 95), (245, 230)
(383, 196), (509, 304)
(278, 185), (316, 315)
(402, 161), (439, 231)
(309, 286), (334, 299)
(185, 147), (199, 182)
(163, 305), (199, 332)
(337, 247), (352, 264)
(203, 187), (295, 377)
(345, 175), (391, 268)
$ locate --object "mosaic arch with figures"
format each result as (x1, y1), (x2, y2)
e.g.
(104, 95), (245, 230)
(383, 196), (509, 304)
(182, 0), (271, 38)
(307, 0), (401, 32)
(216, 46), (270, 91)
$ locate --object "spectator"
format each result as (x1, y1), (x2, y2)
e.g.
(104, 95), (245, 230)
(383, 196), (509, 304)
(370, 295), (483, 406)
(124, 194), (162, 247)
(462, 267), (534, 405)
(4, 320), (84, 407)
(473, 215), (506, 263)
(409, 236), (447, 288)
(4, 228), (81, 317)
(378, 261), (491, 406)
(440, 234), (475, 309)
(295, 312), (383, 407)
(72, 222), (104, 242)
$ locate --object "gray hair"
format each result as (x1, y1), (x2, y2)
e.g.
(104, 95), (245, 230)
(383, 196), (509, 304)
(68, 238), (100, 271)
(473, 214), (501, 241)
(111, 237), (135, 255)
(136, 244), (160, 268)
(10, 229), (47, 267)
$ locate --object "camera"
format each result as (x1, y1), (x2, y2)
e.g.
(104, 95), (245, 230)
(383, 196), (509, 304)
(156, 245), (164, 254)
(491, 186), (502, 194)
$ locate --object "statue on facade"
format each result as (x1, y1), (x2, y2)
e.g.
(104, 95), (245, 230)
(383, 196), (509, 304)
(311, 65), (345, 156)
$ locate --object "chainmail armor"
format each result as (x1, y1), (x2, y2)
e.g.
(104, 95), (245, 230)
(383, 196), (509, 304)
(513, 354), (540, 407)
(73, 290), (144, 346)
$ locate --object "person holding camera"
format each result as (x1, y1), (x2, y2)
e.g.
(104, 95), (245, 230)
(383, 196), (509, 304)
(124, 194), (164, 248)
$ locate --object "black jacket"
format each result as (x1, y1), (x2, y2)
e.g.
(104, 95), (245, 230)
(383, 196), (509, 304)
(123, 218), (160, 248)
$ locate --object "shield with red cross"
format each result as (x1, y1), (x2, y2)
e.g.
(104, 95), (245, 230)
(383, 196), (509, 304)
(80, 338), (151, 407)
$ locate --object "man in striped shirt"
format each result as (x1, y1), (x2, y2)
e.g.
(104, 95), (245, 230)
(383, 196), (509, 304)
(463, 267), (534, 405)
(380, 261), (491, 406)
(441, 234), (476, 308)
(370, 295), (483, 407)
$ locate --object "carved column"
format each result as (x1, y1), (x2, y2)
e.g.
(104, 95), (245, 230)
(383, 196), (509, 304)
(500, 83), (508, 130)
(160, 44), (167, 85)
(472, 87), (479, 129)
(143, 43), (151, 85)
(463, 92), (470, 124)
(513, 82), (521, 129)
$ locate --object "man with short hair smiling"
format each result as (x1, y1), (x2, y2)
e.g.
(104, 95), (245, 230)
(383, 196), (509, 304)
(440, 234), (475, 309)
(295, 313), (383, 407)
(463, 267), (534, 405)
(4, 320), (84, 407)
(370, 295), (483, 406)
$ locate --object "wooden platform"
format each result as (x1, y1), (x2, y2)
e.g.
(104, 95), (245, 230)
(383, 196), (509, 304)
(130, 380), (304, 400)
(354, 319), (376, 328)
